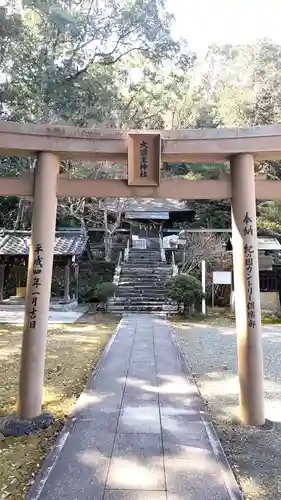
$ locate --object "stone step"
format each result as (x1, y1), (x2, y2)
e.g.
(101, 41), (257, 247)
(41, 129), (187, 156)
(118, 283), (167, 288)
(108, 310), (173, 317)
(119, 275), (169, 280)
(124, 259), (168, 263)
(110, 297), (170, 304)
(125, 264), (163, 268)
(116, 289), (166, 296)
(110, 304), (170, 309)
(120, 273), (170, 277)
(117, 295), (167, 299)
(120, 282), (170, 286)
(127, 258), (161, 263)
(127, 259), (161, 263)
(128, 256), (161, 260)
(121, 272), (171, 276)
(119, 276), (166, 286)
(121, 270), (171, 275)
(117, 282), (167, 287)
(117, 296), (167, 300)
(115, 298), (167, 302)
(123, 262), (170, 266)
(113, 248), (174, 314)
(107, 304), (178, 311)
(126, 262), (162, 266)
(120, 278), (170, 283)
(121, 271), (169, 275)
(107, 304), (178, 312)
(127, 252), (161, 255)
(129, 250), (161, 254)
(124, 262), (167, 267)
(130, 256), (162, 259)
(121, 266), (168, 274)
(116, 289), (166, 294)
(127, 257), (161, 260)
(127, 253), (161, 257)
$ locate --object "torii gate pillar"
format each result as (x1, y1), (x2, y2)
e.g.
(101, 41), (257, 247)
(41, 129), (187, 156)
(18, 152), (59, 419)
(231, 153), (265, 426)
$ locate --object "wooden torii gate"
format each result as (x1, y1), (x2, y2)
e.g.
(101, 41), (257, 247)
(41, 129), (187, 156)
(2, 121), (281, 427)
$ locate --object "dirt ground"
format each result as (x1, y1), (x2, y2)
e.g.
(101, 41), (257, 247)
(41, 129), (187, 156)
(0, 313), (118, 500)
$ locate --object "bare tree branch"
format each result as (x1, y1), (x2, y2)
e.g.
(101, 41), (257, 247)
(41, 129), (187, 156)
(181, 234), (227, 274)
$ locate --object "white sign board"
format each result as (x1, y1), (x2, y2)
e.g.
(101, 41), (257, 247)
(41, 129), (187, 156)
(133, 238), (147, 249)
(163, 234), (179, 249)
(213, 271), (232, 285)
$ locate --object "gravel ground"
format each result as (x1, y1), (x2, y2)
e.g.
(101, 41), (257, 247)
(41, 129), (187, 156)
(175, 321), (281, 500)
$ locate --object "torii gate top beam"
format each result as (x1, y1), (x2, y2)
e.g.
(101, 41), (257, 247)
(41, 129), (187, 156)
(1, 121), (281, 162)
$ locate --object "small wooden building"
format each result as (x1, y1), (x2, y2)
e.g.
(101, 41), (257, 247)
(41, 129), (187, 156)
(0, 229), (91, 303)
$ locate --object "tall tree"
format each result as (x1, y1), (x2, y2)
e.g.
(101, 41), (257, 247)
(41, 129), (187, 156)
(0, 0), (181, 125)
(0, 0), (195, 237)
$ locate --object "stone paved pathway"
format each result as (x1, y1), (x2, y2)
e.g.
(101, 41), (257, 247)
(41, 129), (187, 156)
(28, 314), (242, 500)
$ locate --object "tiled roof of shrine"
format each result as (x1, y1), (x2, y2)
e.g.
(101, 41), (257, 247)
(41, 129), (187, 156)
(101, 198), (188, 212)
(0, 230), (88, 256)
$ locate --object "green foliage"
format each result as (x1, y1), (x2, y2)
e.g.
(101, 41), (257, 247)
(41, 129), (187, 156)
(0, 0), (182, 125)
(1, 3), (281, 235)
(257, 202), (281, 235)
(164, 163), (229, 181)
(94, 282), (117, 302)
(189, 200), (231, 229)
(77, 261), (116, 302)
(0, 0), (195, 230)
(82, 284), (99, 303)
(165, 274), (203, 312)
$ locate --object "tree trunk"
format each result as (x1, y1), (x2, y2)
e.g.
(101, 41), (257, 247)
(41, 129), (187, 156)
(104, 209), (111, 262)
(104, 236), (112, 262)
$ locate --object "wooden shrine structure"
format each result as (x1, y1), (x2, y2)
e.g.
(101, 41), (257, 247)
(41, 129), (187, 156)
(0, 229), (90, 302)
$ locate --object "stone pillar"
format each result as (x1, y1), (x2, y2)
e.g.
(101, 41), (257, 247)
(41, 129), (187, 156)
(16, 266), (21, 288)
(230, 153), (265, 426)
(64, 261), (70, 301)
(74, 264), (79, 302)
(0, 264), (5, 301)
(18, 152), (60, 419)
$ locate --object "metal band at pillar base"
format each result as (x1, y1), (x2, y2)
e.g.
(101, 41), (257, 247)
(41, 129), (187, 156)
(0, 412), (54, 438)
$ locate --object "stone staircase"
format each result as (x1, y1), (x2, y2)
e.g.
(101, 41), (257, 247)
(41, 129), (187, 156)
(107, 247), (177, 315)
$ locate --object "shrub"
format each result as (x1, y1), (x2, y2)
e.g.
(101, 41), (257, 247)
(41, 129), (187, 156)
(84, 285), (99, 303)
(77, 262), (116, 303)
(165, 274), (203, 314)
(94, 282), (117, 302)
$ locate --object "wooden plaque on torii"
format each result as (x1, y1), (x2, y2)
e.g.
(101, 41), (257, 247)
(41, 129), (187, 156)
(127, 133), (161, 186)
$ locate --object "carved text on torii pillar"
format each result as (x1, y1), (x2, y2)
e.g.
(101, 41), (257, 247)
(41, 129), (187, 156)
(29, 243), (43, 329)
(243, 212), (256, 328)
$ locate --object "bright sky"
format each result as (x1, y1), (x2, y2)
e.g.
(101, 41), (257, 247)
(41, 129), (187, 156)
(3, 0), (281, 53)
(167, 0), (281, 53)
